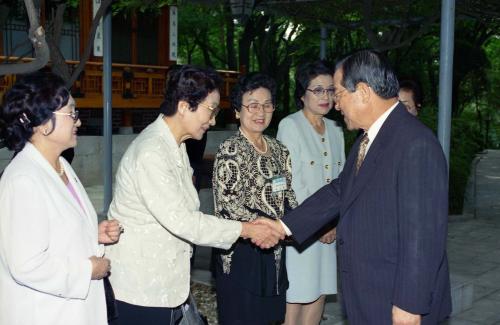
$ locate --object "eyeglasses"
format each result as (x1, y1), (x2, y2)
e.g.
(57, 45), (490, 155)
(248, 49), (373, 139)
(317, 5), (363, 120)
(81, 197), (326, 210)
(198, 103), (221, 119)
(241, 102), (275, 113)
(307, 87), (335, 97)
(332, 89), (348, 102)
(53, 110), (79, 122)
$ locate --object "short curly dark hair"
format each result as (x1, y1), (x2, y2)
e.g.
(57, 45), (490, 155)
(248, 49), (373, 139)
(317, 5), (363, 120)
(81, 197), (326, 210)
(294, 60), (333, 110)
(0, 71), (70, 152)
(230, 73), (276, 112)
(160, 65), (222, 116)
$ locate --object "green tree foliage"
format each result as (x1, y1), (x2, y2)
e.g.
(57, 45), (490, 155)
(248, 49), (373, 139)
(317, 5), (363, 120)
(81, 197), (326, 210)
(174, 0), (498, 213)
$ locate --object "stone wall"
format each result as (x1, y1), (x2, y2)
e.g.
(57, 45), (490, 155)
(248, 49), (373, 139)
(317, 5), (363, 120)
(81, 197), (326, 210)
(0, 130), (235, 187)
(0, 135), (137, 186)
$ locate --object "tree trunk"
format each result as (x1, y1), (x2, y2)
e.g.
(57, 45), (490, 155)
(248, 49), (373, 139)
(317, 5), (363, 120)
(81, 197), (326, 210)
(196, 34), (215, 68)
(238, 19), (254, 72)
(426, 57), (438, 106)
(48, 2), (71, 84)
(224, 3), (237, 70)
(281, 61), (291, 115)
(0, 0), (50, 76)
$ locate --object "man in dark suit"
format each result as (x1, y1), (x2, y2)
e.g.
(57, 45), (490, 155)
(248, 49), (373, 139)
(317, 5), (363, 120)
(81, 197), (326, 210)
(261, 50), (451, 324)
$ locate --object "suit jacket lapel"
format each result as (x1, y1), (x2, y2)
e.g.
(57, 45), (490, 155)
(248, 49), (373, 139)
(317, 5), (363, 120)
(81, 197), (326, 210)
(342, 104), (406, 212)
(341, 135), (361, 211)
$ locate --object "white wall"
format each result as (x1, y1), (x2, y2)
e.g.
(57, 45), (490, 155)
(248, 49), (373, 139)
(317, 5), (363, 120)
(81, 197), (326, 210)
(0, 135), (137, 186)
(0, 130), (235, 187)
(71, 135), (137, 186)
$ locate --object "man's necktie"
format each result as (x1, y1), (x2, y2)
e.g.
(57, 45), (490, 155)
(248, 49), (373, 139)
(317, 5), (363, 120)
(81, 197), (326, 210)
(355, 133), (369, 175)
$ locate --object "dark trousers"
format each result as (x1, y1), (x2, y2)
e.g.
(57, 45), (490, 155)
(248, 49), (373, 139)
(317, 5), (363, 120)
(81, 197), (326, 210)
(109, 300), (182, 325)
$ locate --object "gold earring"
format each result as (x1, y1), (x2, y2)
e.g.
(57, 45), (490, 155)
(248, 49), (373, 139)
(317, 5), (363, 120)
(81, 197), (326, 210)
(43, 128), (49, 136)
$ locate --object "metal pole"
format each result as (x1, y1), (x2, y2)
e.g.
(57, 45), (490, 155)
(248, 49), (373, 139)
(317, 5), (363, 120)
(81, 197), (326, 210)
(437, 0), (455, 166)
(320, 26), (327, 60)
(102, 7), (112, 215)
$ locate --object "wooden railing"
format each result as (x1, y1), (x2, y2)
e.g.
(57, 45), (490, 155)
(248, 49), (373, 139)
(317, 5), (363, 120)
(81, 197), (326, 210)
(0, 57), (239, 110)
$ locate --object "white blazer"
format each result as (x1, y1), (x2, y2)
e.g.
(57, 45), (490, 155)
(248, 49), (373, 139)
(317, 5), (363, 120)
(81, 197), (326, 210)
(107, 115), (241, 308)
(0, 142), (106, 325)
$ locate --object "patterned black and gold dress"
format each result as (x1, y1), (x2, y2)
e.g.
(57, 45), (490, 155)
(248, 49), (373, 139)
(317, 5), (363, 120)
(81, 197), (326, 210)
(212, 130), (297, 324)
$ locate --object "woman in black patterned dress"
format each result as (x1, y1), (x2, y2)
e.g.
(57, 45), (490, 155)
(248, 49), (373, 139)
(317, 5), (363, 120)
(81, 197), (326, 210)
(212, 73), (297, 325)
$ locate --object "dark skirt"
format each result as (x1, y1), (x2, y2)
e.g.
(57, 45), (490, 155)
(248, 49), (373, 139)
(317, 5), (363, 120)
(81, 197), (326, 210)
(214, 240), (287, 325)
(216, 275), (286, 325)
(109, 300), (182, 325)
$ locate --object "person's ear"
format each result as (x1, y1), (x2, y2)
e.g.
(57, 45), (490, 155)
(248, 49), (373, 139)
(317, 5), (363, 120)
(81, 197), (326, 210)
(34, 120), (52, 136)
(356, 82), (371, 104)
(178, 100), (190, 116)
(235, 110), (240, 119)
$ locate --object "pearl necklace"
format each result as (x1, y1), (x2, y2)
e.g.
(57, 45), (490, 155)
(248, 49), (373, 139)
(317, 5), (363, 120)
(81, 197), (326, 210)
(239, 128), (268, 154)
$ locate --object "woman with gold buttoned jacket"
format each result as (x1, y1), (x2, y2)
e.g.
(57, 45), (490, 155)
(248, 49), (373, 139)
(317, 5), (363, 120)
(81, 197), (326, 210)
(277, 60), (346, 325)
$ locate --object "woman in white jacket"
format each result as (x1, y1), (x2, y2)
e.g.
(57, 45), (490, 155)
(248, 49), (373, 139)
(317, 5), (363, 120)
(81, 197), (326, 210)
(0, 72), (122, 325)
(106, 65), (282, 325)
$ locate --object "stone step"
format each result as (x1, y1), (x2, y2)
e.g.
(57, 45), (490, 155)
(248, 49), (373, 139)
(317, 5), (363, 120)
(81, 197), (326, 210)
(450, 274), (475, 316)
(191, 269), (214, 287)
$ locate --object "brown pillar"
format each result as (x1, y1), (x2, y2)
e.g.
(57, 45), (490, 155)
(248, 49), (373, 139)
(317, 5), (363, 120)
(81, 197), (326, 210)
(119, 110), (134, 134)
(79, 0), (93, 60)
(157, 6), (169, 66)
(122, 111), (133, 127)
(39, 0), (46, 29)
(131, 11), (138, 64)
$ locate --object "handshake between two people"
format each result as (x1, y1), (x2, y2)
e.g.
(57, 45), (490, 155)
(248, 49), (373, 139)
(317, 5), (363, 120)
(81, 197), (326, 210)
(240, 218), (288, 249)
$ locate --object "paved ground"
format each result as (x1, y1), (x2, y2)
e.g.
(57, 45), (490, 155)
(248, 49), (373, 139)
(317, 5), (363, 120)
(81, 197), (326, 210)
(441, 150), (500, 325)
(86, 150), (500, 324)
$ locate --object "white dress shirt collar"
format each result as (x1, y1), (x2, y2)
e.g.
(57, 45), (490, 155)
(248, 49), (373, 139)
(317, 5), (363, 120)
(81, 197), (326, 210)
(365, 101), (399, 153)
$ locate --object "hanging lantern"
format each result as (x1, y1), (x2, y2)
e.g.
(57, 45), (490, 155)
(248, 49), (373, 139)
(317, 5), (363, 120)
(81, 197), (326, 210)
(230, 0), (254, 23)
